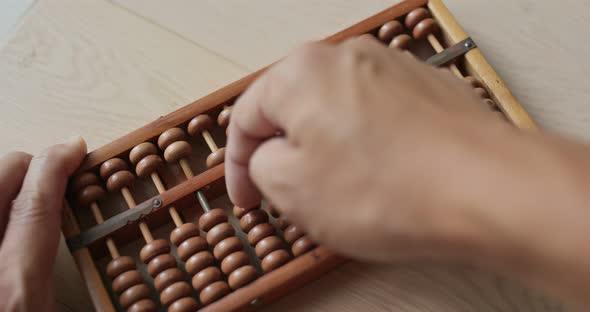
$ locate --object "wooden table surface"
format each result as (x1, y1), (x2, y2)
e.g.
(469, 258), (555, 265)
(1, 0), (586, 311)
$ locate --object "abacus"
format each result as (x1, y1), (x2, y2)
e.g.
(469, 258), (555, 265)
(62, 0), (538, 311)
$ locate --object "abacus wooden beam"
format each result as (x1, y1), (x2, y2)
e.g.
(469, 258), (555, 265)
(63, 0), (539, 310)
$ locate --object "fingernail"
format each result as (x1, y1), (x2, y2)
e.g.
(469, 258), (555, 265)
(66, 136), (87, 153)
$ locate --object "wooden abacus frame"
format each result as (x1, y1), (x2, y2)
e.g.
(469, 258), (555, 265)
(61, 0), (538, 311)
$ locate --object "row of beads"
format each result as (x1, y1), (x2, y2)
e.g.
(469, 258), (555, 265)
(376, 8), (500, 113)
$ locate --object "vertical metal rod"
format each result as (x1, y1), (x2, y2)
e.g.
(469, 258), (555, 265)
(196, 190), (210, 212)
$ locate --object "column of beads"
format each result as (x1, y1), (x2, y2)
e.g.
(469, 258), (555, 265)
(232, 205), (291, 272)
(265, 205), (316, 257)
(403, 8), (498, 111)
(99, 159), (196, 311)
(377, 20), (413, 50)
(127, 143), (202, 312)
(158, 127), (258, 297)
(70, 172), (157, 312)
(187, 115), (226, 169)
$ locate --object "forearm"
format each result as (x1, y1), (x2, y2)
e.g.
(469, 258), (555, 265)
(472, 129), (590, 310)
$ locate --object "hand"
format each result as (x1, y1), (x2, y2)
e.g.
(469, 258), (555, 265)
(226, 36), (590, 309)
(0, 137), (86, 312)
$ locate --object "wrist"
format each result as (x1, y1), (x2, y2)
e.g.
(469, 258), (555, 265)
(471, 128), (590, 307)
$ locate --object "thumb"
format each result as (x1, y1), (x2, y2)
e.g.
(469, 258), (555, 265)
(249, 137), (302, 213)
(0, 136), (86, 276)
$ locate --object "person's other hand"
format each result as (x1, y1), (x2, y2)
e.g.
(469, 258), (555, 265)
(0, 137), (86, 311)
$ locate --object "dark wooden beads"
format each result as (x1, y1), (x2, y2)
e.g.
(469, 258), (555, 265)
(187, 115), (214, 136)
(268, 206), (316, 257)
(405, 7), (439, 40)
(217, 106), (233, 128)
(129, 142), (164, 177)
(105, 256), (157, 310)
(138, 239), (199, 310)
(71, 172), (106, 207)
(377, 20), (413, 50)
(233, 206), (291, 273)
(99, 158), (135, 192)
(206, 148), (225, 169)
(199, 208), (258, 289)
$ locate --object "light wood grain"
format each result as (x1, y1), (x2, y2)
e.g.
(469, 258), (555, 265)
(0, 0), (585, 311)
(0, 0), (246, 155)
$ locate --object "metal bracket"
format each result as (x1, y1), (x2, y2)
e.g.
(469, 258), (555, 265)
(426, 37), (477, 67)
(66, 197), (162, 252)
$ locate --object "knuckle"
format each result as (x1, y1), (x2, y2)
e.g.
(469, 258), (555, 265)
(288, 42), (330, 70)
(33, 144), (68, 170)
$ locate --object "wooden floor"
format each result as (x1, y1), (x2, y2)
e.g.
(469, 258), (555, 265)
(1, 0), (587, 311)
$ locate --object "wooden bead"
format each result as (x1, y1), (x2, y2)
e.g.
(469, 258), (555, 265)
(164, 141), (192, 163)
(292, 236), (316, 257)
(228, 265), (258, 289)
(412, 18), (438, 40)
(187, 115), (214, 136)
(70, 172), (100, 193)
(129, 142), (158, 165)
(185, 251), (215, 275)
(217, 106), (232, 128)
(240, 209), (269, 232)
(390, 34), (412, 50)
(199, 208), (227, 232)
(168, 297), (200, 312)
(112, 270), (143, 293)
(248, 223), (276, 245)
(135, 154), (163, 177)
(170, 223), (200, 246)
(77, 185), (105, 207)
(154, 268), (185, 292)
(221, 251), (250, 275)
(377, 20), (404, 43)
(105, 171), (134, 192)
(255, 236), (284, 258)
(106, 256), (136, 278)
(139, 239), (170, 263)
(99, 158), (128, 179)
(276, 218), (290, 231)
(261, 249), (291, 273)
(464, 76), (482, 88)
(206, 222), (235, 246)
(160, 281), (193, 306)
(147, 253), (177, 277)
(199, 281), (231, 305)
(158, 128), (187, 150)
(192, 266), (223, 292)
(473, 87), (489, 99)
(176, 236), (208, 262)
(284, 225), (305, 244)
(233, 206), (247, 219)
(405, 7), (430, 29)
(127, 299), (157, 312)
(206, 148), (225, 168)
(119, 283), (151, 309)
(213, 236), (243, 260)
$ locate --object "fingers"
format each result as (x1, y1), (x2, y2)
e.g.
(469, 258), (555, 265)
(249, 137), (302, 210)
(0, 137), (86, 277)
(0, 152), (32, 241)
(226, 42), (332, 208)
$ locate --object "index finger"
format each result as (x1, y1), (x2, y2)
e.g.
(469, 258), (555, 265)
(226, 42), (332, 208)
